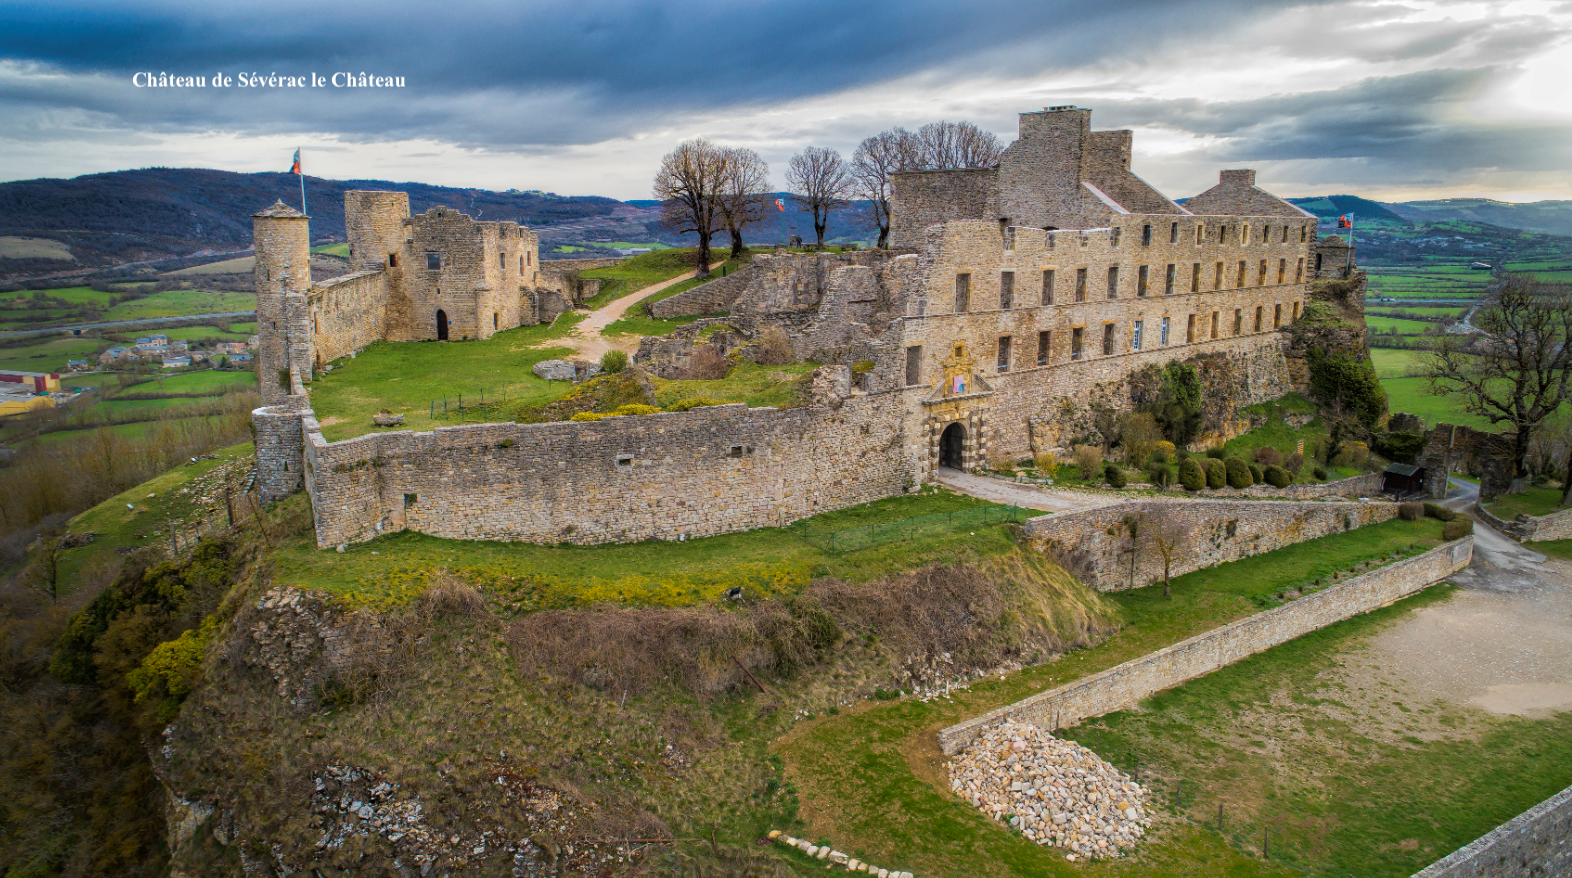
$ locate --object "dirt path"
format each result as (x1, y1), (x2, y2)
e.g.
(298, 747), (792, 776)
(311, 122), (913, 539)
(931, 468), (1122, 513)
(546, 261), (724, 361)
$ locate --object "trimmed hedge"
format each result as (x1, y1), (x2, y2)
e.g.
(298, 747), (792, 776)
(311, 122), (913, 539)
(1225, 457), (1254, 489)
(1104, 463), (1127, 488)
(1423, 502), (1457, 522)
(1179, 458), (1206, 492)
(1203, 458), (1226, 490)
(1263, 465), (1291, 488)
(1443, 517), (1474, 540)
(1398, 502), (1424, 521)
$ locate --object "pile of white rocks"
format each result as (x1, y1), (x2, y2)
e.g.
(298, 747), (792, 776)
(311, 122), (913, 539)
(947, 721), (1151, 861)
(767, 831), (913, 876)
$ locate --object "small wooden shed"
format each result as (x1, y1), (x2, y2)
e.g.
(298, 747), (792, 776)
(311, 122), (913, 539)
(1382, 463), (1426, 497)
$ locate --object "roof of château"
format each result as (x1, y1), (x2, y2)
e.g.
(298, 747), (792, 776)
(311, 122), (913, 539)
(254, 200), (307, 219)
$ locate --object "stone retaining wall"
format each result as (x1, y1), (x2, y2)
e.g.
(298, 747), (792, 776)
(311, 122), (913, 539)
(1412, 784), (1572, 877)
(649, 266), (754, 318)
(1024, 497), (1398, 592)
(938, 536), (1473, 754)
(1525, 506), (1572, 541)
(1192, 472), (1383, 500)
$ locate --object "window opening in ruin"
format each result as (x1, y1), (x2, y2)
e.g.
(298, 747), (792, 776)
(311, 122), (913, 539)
(1042, 269), (1055, 305)
(1300, 226), (1308, 243)
(1255, 305), (1263, 332)
(1191, 263), (1201, 293)
(1242, 224), (1250, 244)
(1047, 231), (1056, 249)
(1186, 314), (1196, 343)
(1000, 272), (1015, 309)
(527, 251), (532, 266)
(1278, 259), (1286, 284)
(728, 445), (746, 458)
(1196, 223), (1205, 244)
(1160, 316), (1170, 346)
(997, 336), (1011, 371)
(1292, 301), (1301, 321)
(426, 252), (441, 270)
(499, 252), (506, 270)
(1315, 252), (1324, 274)
(1296, 258), (1305, 282)
(1075, 268), (1088, 302)
(1141, 224), (1152, 246)
(905, 346), (922, 386)
(1281, 225), (1289, 243)
(939, 422), (966, 469)
(616, 454), (634, 470)
(436, 309), (449, 341)
(1102, 323), (1116, 356)
(1003, 225), (1016, 250)
(1170, 222), (1179, 243)
(1210, 311), (1219, 339)
(389, 253), (398, 268)
(1165, 264), (1175, 295)
(1137, 265), (1149, 297)
(1214, 262), (1224, 290)
(1233, 309), (1242, 335)
(1037, 331), (1050, 366)
(313, 315), (319, 334)
(1132, 320), (1143, 350)
(1071, 327), (1084, 360)
(1258, 260), (1268, 285)
(1110, 227), (1121, 246)
(1107, 266), (1119, 299)
(519, 254), (525, 273)
(955, 273), (971, 312)
(1274, 303), (1282, 328)
(1226, 519), (1238, 538)
(1237, 260), (1248, 288)
(493, 312), (499, 330)
(404, 493), (418, 505)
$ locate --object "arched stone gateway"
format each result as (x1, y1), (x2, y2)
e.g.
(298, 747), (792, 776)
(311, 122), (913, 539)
(939, 422), (967, 469)
(436, 309), (449, 341)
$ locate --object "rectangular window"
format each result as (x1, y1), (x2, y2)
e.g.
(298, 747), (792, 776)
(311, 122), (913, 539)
(955, 273), (971, 312)
(1111, 227), (1121, 246)
(1233, 308), (1242, 335)
(1137, 265), (1149, 297)
(1196, 223), (1205, 244)
(1242, 224), (1250, 245)
(1254, 305), (1263, 332)
(1132, 319), (1144, 350)
(1295, 258), (1305, 282)
(1211, 311), (1219, 339)
(1107, 266), (1119, 299)
(426, 252), (441, 270)
(1102, 323), (1116, 356)
(1141, 224), (1152, 246)
(1186, 314), (1196, 343)
(1274, 303), (1282, 328)
(1237, 260), (1248, 288)
(1299, 225), (1308, 243)
(499, 252), (506, 270)
(1214, 261), (1224, 290)
(1281, 225), (1289, 243)
(1191, 263), (1201, 292)
(1037, 330), (1050, 366)
(1071, 327), (1084, 360)
(1292, 301), (1301, 321)
(1041, 269), (1055, 305)
(1160, 316), (1170, 346)
(519, 254), (525, 273)
(1258, 260), (1268, 285)
(1075, 268), (1088, 302)
(905, 345), (922, 386)
(1165, 264), (1176, 296)
(1000, 271), (1015, 309)
(404, 493), (418, 506)
(1277, 259), (1286, 284)
(1170, 222), (1179, 244)
(997, 336), (1011, 372)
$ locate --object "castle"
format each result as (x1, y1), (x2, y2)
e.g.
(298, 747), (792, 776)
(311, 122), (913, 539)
(253, 106), (1354, 549)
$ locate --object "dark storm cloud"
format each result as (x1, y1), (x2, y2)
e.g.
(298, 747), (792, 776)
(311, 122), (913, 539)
(0, 0), (1306, 147)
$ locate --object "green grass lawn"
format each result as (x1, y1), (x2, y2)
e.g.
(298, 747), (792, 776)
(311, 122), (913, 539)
(1370, 348), (1423, 379)
(1366, 306), (1465, 318)
(577, 248), (714, 309)
(132, 369), (257, 394)
(0, 286), (116, 306)
(601, 311), (709, 337)
(104, 290), (255, 320)
(1485, 486), (1566, 519)
(649, 361), (818, 409)
(152, 325), (256, 343)
(0, 337), (110, 372)
(312, 243), (350, 257)
(270, 485), (1024, 611)
(776, 517), (1451, 878)
(306, 315), (584, 441)
(33, 415), (235, 446)
(1381, 376), (1490, 429)
(1365, 315), (1440, 335)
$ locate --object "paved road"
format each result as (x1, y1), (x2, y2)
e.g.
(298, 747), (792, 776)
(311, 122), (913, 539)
(0, 311), (257, 340)
(931, 468), (1120, 513)
(1442, 476), (1550, 592)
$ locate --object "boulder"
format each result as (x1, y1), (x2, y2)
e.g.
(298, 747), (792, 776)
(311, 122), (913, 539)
(533, 359), (577, 381)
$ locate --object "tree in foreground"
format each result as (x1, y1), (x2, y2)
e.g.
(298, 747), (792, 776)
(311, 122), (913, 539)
(786, 146), (852, 248)
(653, 139), (727, 277)
(716, 147), (770, 258)
(1423, 275), (1572, 494)
(851, 128), (921, 248)
(1142, 507), (1190, 597)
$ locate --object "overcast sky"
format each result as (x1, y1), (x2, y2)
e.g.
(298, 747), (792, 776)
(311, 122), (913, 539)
(1, 0), (1569, 202)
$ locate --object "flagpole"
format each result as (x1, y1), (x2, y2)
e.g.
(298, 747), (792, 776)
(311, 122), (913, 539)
(298, 148), (307, 216)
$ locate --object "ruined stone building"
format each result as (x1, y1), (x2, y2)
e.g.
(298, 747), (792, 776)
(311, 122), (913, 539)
(254, 105), (1357, 549)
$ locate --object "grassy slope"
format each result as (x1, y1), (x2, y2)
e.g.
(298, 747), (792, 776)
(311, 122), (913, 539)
(270, 486), (1028, 611)
(650, 361), (819, 409)
(1485, 486), (1566, 519)
(577, 248), (710, 309)
(306, 315), (583, 441)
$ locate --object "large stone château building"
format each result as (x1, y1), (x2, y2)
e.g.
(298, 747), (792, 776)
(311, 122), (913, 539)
(254, 106), (1349, 549)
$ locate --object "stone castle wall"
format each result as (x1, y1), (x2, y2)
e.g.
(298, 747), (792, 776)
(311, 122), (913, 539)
(253, 211), (311, 404)
(938, 536), (1474, 754)
(301, 388), (914, 549)
(889, 168), (998, 248)
(254, 394), (311, 502)
(308, 271), (389, 364)
(649, 265), (756, 318)
(1024, 497), (1399, 592)
(1412, 784), (1572, 878)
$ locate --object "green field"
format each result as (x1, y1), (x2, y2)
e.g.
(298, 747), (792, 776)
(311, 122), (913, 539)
(0, 337), (109, 372)
(1366, 305), (1464, 318)
(166, 256), (256, 275)
(1381, 376), (1489, 429)
(1365, 266), (1490, 300)
(0, 286), (115, 306)
(34, 414), (237, 446)
(312, 243), (350, 257)
(136, 369), (257, 394)
(151, 324), (256, 342)
(1370, 348), (1424, 379)
(1365, 315), (1439, 335)
(306, 316), (584, 441)
(779, 517), (1464, 878)
(104, 290), (255, 320)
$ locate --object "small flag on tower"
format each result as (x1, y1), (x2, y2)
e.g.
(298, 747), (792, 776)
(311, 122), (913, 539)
(775, 198), (785, 212)
(290, 149), (302, 175)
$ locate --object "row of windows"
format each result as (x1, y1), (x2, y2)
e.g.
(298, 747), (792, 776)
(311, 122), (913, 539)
(420, 250), (534, 272)
(952, 258), (1305, 311)
(902, 301), (1302, 385)
(1036, 221), (1311, 251)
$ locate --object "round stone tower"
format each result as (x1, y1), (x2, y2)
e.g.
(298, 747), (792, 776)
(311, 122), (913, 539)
(253, 200), (311, 403)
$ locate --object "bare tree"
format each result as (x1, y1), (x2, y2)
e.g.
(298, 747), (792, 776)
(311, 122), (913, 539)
(1423, 275), (1572, 491)
(715, 147), (770, 259)
(915, 120), (1004, 170)
(1143, 507), (1190, 597)
(786, 146), (852, 248)
(851, 128), (922, 249)
(653, 139), (728, 278)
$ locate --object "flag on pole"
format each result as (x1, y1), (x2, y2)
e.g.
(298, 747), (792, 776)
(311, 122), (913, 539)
(1337, 213), (1351, 229)
(290, 149), (302, 175)
(775, 198), (785, 212)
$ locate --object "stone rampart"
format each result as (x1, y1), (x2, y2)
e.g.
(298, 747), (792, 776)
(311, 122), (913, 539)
(1024, 497), (1398, 592)
(1192, 472), (1383, 500)
(308, 271), (389, 363)
(938, 536), (1474, 754)
(1412, 784), (1572, 878)
(302, 391), (913, 548)
(254, 394), (311, 502)
(649, 266), (755, 318)
(541, 257), (625, 272)
(1524, 506), (1572, 541)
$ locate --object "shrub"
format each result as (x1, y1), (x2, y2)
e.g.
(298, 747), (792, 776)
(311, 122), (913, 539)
(1307, 347), (1387, 429)
(1253, 446), (1283, 467)
(1333, 441), (1371, 470)
(1374, 430), (1426, 464)
(1398, 502), (1424, 521)
(1117, 411), (1162, 468)
(664, 396), (727, 412)
(612, 403), (660, 416)
(1179, 458), (1206, 492)
(751, 325), (796, 365)
(1285, 451), (1305, 474)
(1148, 461), (1172, 488)
(1153, 440), (1176, 463)
(1249, 463), (1264, 484)
(1442, 517), (1474, 540)
(1072, 444), (1103, 482)
(1263, 465), (1291, 488)
(1205, 447), (1228, 460)
(1203, 458), (1226, 489)
(1104, 463), (1127, 488)
(599, 349), (629, 374)
(1143, 362), (1204, 445)
(1225, 456), (1254, 489)
(684, 344), (733, 380)
(1313, 465), (1329, 481)
(570, 411), (607, 422)
(1033, 451), (1060, 479)
(1423, 502), (1457, 522)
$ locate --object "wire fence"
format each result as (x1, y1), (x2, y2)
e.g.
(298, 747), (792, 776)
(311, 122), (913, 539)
(429, 389), (510, 418)
(793, 504), (1028, 553)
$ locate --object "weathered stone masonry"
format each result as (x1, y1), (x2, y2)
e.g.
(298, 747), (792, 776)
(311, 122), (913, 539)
(1412, 783), (1572, 878)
